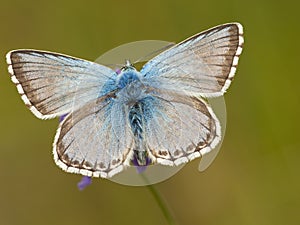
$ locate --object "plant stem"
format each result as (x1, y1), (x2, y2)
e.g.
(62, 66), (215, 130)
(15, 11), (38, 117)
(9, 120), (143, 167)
(142, 174), (178, 225)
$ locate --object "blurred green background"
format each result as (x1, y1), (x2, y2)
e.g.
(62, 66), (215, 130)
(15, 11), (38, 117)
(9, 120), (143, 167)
(0, 0), (299, 225)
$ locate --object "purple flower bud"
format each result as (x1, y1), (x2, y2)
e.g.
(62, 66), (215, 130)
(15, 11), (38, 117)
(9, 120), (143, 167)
(59, 114), (68, 122)
(115, 68), (121, 74)
(77, 176), (92, 191)
(131, 156), (151, 174)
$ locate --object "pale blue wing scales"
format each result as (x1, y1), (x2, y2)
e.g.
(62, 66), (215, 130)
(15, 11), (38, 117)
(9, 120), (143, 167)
(141, 23), (244, 97)
(53, 97), (134, 178)
(6, 50), (117, 119)
(143, 90), (221, 166)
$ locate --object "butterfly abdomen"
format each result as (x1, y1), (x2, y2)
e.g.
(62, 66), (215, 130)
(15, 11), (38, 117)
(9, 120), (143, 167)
(129, 103), (143, 140)
(128, 102), (147, 166)
(128, 96), (156, 140)
(128, 95), (159, 166)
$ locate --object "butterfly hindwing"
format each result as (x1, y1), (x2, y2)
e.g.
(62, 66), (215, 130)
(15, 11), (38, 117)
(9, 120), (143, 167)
(54, 95), (134, 178)
(139, 89), (221, 165)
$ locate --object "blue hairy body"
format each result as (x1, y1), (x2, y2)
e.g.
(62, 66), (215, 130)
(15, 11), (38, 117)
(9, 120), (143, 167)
(101, 65), (157, 165)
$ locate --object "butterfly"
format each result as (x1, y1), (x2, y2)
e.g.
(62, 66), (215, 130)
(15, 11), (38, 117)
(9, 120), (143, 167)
(6, 23), (244, 178)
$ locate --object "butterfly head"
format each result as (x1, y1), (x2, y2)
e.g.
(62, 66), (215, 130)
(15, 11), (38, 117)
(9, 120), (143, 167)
(121, 59), (135, 71)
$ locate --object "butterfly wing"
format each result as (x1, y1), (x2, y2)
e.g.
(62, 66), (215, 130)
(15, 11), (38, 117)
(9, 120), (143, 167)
(142, 90), (220, 166)
(6, 50), (116, 119)
(140, 23), (244, 97)
(54, 95), (134, 178)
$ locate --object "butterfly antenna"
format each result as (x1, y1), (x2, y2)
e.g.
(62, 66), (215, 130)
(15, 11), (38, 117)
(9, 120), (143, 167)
(133, 42), (175, 64)
(104, 63), (124, 67)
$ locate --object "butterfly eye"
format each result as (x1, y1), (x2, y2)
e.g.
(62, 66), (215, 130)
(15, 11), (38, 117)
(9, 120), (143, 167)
(125, 59), (132, 67)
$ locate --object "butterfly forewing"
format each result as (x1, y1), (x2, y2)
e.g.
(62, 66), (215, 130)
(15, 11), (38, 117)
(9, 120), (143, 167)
(141, 23), (244, 97)
(6, 50), (116, 119)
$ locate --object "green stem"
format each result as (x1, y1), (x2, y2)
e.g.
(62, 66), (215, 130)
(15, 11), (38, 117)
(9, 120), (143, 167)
(142, 174), (178, 225)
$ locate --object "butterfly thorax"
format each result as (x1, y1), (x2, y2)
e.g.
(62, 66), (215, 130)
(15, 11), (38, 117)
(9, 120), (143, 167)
(115, 66), (148, 103)
(117, 66), (143, 89)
